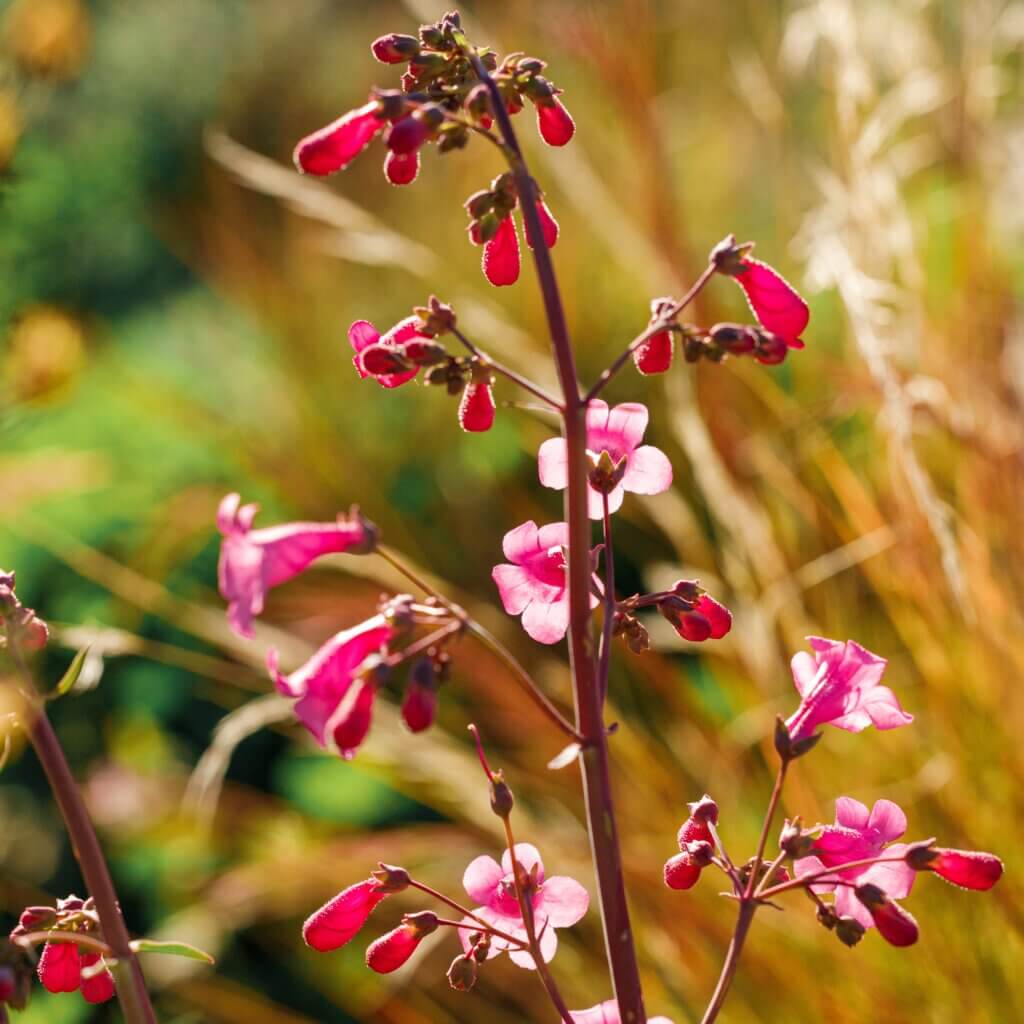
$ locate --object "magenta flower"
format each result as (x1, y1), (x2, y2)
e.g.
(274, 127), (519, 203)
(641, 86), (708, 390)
(38, 941), (79, 994)
(294, 100), (384, 176)
(349, 316), (435, 388)
(922, 848), (1004, 891)
(571, 1001), (674, 1024)
(785, 637), (912, 745)
(659, 584), (732, 644)
(217, 494), (375, 639)
(384, 149), (419, 186)
(731, 257), (809, 349)
(268, 617), (393, 758)
(796, 797), (916, 933)
(303, 878), (390, 952)
(535, 98), (576, 146)
(483, 215), (521, 287)
(634, 327), (674, 375)
(458, 380), (496, 432)
(366, 913), (438, 974)
(664, 794), (718, 891)
(78, 954), (116, 1005)
(460, 843), (588, 969)
(492, 521), (599, 645)
(855, 885), (919, 947)
(538, 400), (673, 519)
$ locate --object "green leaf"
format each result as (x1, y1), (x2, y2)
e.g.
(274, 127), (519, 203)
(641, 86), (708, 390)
(130, 939), (215, 964)
(54, 646), (91, 698)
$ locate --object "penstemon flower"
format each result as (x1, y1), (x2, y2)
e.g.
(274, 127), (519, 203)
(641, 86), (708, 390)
(303, 874), (399, 952)
(460, 843), (588, 969)
(217, 493), (376, 639)
(349, 317), (438, 389)
(538, 400), (673, 519)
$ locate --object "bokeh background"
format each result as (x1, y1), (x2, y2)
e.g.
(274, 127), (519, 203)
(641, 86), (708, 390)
(2, 0), (1022, 1020)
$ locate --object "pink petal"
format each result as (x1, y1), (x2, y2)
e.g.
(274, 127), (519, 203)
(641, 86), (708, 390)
(463, 855), (504, 906)
(483, 215), (521, 287)
(570, 1001), (675, 1024)
(501, 520), (542, 564)
(253, 520), (371, 588)
(602, 402), (649, 452)
(794, 854), (838, 895)
(538, 436), (569, 490)
(633, 330), (673, 374)
(508, 916), (559, 968)
(527, 199), (559, 249)
(219, 536), (265, 640)
(856, 847), (915, 902)
(834, 884), (873, 929)
(733, 258), (809, 347)
(861, 686), (914, 730)
(586, 484), (624, 520)
(294, 102), (383, 176)
(459, 381), (496, 432)
(535, 521), (571, 552)
(384, 149), (420, 186)
(492, 564), (536, 615)
(867, 800), (907, 842)
(303, 879), (387, 951)
(536, 99), (575, 146)
(327, 676), (375, 759)
(931, 849), (1004, 891)
(38, 941), (80, 993)
(349, 320), (381, 380)
(835, 796), (872, 830)
(585, 399), (612, 434)
(79, 953), (115, 1004)
(521, 594), (571, 644)
(790, 650), (822, 697)
(501, 843), (545, 882)
(622, 445), (673, 495)
(537, 875), (589, 927)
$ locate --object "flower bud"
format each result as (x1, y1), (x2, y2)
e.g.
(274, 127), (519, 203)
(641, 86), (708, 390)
(855, 884), (919, 947)
(366, 913), (438, 974)
(465, 189), (494, 219)
(779, 818), (815, 859)
(835, 916), (866, 947)
(663, 851), (702, 890)
(384, 149), (419, 186)
(387, 116), (430, 155)
(466, 84), (493, 124)
(908, 845), (1004, 891)
(402, 340), (448, 366)
(437, 123), (469, 153)
(684, 839), (715, 868)
(447, 953), (478, 991)
(458, 380), (496, 432)
(709, 233), (755, 275)
(409, 51), (448, 79)
(418, 24), (446, 49)
(402, 658), (438, 733)
(372, 864), (412, 893)
(11, 906), (57, 937)
(687, 794), (720, 826)
(535, 97), (575, 146)
(303, 878), (391, 952)
(754, 331), (788, 365)
(816, 903), (838, 930)
(683, 336), (706, 363)
(709, 322), (757, 355)
(488, 768), (515, 819)
(372, 33), (420, 64)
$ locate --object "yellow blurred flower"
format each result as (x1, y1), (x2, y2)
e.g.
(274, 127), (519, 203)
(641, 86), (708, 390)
(4, 305), (86, 401)
(4, 0), (91, 81)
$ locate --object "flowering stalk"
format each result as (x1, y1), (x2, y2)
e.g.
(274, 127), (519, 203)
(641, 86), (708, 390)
(7, 639), (157, 1024)
(466, 48), (647, 1023)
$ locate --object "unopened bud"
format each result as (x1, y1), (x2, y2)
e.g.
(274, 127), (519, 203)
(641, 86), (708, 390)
(447, 953), (478, 991)
(372, 33), (420, 64)
(835, 916), (865, 947)
(403, 910), (440, 937)
(779, 818), (815, 858)
(489, 769), (515, 819)
(709, 233), (754, 275)
(683, 336), (705, 363)
(754, 331), (788, 365)
(709, 322), (757, 354)
(372, 864), (411, 893)
(517, 57), (546, 74)
(816, 903), (838, 930)
(904, 840), (939, 870)
(684, 839), (715, 867)
(687, 794), (719, 825)
(466, 84), (492, 123)
(522, 75), (556, 101)
(437, 123), (469, 153)
(374, 89), (408, 121)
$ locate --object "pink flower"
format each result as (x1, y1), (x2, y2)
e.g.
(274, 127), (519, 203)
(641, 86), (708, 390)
(304, 878), (389, 952)
(217, 494), (374, 639)
(38, 941), (80, 994)
(349, 317), (434, 388)
(483, 215), (521, 287)
(492, 521), (599, 645)
(796, 797), (916, 933)
(384, 149), (419, 186)
(571, 1001), (674, 1024)
(785, 637), (912, 745)
(536, 98), (576, 146)
(731, 258), (809, 349)
(538, 400), (673, 519)
(78, 954), (115, 1005)
(914, 848), (1004, 891)
(659, 584), (732, 643)
(460, 843), (588, 969)
(459, 380), (496, 432)
(366, 913), (438, 974)
(268, 617), (393, 758)
(294, 100), (384, 176)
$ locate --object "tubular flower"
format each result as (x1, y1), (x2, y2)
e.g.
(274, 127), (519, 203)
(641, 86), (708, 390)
(492, 521), (599, 645)
(304, 878), (390, 952)
(37, 942), (80, 994)
(78, 954), (116, 1005)
(217, 493), (375, 639)
(795, 797), (916, 933)
(267, 618), (393, 759)
(634, 298), (677, 375)
(785, 637), (912, 746)
(366, 913), (438, 974)
(294, 100), (385, 176)
(460, 843), (589, 969)
(855, 885), (919, 947)
(908, 846), (1004, 891)
(664, 795), (718, 891)
(538, 400), (673, 519)
(384, 149), (419, 185)
(349, 316), (436, 388)
(659, 582), (732, 643)
(725, 255), (809, 348)
(571, 1001), (674, 1024)
(526, 199), (559, 249)
(482, 215), (521, 287)
(536, 97), (575, 146)
(458, 380), (496, 432)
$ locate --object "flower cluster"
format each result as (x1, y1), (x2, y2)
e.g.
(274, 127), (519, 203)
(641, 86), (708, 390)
(9, 897), (114, 1006)
(0, 570), (48, 652)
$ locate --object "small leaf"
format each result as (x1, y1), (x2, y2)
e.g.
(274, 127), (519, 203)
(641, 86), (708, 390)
(547, 742), (581, 771)
(130, 939), (215, 964)
(54, 646), (91, 697)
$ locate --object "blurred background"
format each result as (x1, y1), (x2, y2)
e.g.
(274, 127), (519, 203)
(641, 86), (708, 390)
(1, 0), (1022, 1020)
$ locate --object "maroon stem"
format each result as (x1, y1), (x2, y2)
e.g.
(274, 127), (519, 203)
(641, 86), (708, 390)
(699, 900), (755, 1024)
(14, 661), (157, 1023)
(469, 52), (647, 1024)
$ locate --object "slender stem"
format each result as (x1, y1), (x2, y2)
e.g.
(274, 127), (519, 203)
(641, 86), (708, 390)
(451, 326), (563, 411)
(432, 916), (527, 945)
(754, 850), (789, 899)
(407, 880), (526, 949)
(469, 51), (647, 1023)
(759, 855), (909, 900)
(700, 901), (756, 1024)
(503, 817), (575, 1024)
(585, 263), (717, 402)
(707, 821), (742, 895)
(9, 643), (156, 1024)
(598, 494), (616, 705)
(378, 544), (582, 741)
(386, 621), (462, 667)
(745, 760), (788, 899)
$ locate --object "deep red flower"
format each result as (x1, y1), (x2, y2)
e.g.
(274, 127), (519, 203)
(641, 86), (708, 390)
(294, 101), (384, 176)
(78, 953), (115, 1005)
(349, 317), (435, 388)
(38, 941), (80, 994)
(526, 199), (559, 249)
(303, 878), (390, 953)
(384, 149), (420, 186)
(366, 913), (438, 974)
(459, 380), (496, 432)
(921, 848), (1004, 891)
(482, 215), (521, 287)
(536, 98), (575, 146)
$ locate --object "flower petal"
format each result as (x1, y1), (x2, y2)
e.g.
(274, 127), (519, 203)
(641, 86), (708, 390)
(502, 520), (541, 563)
(834, 796), (871, 830)
(622, 445), (673, 495)
(867, 799), (907, 842)
(463, 855), (504, 905)
(521, 594), (570, 644)
(538, 875), (589, 927)
(492, 564), (536, 615)
(538, 437), (569, 490)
